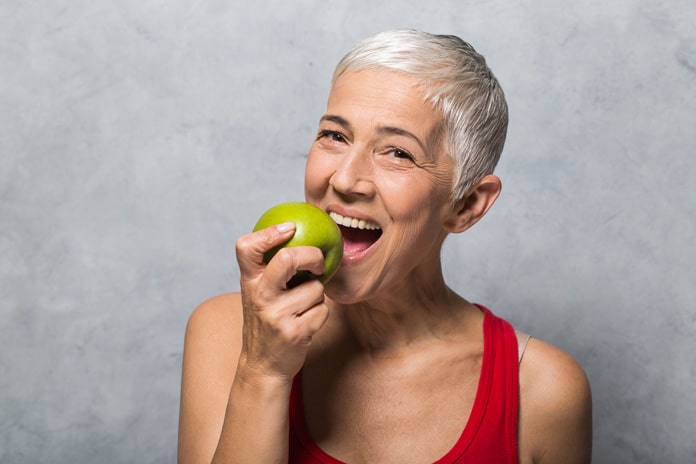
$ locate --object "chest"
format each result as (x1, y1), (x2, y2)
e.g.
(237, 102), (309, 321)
(300, 354), (484, 464)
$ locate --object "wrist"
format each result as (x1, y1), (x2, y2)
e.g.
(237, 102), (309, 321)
(234, 356), (296, 393)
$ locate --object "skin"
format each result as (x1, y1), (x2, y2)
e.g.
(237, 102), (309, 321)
(178, 70), (592, 464)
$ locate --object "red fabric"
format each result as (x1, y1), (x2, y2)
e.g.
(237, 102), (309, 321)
(288, 305), (519, 463)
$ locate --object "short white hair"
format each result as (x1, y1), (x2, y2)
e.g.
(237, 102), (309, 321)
(332, 29), (509, 202)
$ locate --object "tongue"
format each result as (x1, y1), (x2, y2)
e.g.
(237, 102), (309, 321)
(340, 225), (381, 253)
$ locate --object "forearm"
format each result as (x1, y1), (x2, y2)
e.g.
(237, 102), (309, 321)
(212, 366), (293, 464)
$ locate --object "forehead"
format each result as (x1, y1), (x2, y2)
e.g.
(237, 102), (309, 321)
(326, 70), (443, 141)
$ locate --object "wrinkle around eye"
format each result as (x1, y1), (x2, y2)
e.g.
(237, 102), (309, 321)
(378, 145), (438, 170)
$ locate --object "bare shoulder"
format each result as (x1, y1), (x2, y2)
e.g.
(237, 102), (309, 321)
(518, 338), (593, 464)
(186, 292), (243, 344)
(520, 338), (591, 406)
(181, 292), (244, 395)
(178, 293), (243, 463)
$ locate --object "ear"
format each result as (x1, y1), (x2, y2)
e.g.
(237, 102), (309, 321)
(444, 174), (502, 234)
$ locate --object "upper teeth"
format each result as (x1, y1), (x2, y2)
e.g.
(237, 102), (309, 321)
(329, 212), (381, 230)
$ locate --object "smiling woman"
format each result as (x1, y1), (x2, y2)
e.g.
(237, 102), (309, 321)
(303, 68), (460, 299)
(178, 29), (592, 464)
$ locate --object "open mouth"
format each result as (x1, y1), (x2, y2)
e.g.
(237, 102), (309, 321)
(329, 212), (383, 255)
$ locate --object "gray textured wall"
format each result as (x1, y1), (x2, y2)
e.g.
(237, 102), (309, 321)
(1, 1), (694, 463)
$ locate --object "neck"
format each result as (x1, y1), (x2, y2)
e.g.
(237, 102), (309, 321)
(328, 266), (480, 354)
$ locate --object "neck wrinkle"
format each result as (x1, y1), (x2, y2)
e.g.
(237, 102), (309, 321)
(330, 269), (476, 355)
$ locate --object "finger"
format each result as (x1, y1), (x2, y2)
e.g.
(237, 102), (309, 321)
(286, 278), (326, 316)
(280, 281), (330, 340)
(263, 246), (325, 290)
(300, 301), (330, 338)
(242, 249), (325, 319)
(293, 282), (330, 337)
(247, 280), (327, 345)
(236, 222), (295, 278)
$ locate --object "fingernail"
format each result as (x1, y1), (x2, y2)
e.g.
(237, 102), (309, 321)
(276, 222), (295, 232)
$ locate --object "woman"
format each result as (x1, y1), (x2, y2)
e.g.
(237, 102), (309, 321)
(178, 30), (592, 463)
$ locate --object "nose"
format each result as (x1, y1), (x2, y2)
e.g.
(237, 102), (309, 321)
(329, 146), (375, 199)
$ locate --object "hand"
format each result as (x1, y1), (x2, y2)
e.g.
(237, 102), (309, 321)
(235, 222), (330, 384)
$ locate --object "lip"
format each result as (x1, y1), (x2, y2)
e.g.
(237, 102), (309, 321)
(326, 204), (383, 264)
(326, 204), (381, 228)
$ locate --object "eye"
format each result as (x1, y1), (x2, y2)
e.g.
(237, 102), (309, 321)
(317, 130), (346, 143)
(386, 147), (415, 161)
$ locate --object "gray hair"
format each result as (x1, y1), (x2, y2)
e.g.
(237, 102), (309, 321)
(332, 29), (509, 203)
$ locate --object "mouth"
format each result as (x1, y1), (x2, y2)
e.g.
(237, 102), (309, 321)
(329, 211), (383, 256)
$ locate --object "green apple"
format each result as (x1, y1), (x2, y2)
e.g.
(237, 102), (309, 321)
(253, 202), (343, 287)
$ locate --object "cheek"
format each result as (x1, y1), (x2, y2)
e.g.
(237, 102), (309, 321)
(378, 171), (454, 250)
(304, 149), (332, 199)
(378, 171), (450, 219)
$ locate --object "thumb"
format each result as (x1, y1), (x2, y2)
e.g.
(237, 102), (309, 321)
(236, 222), (296, 279)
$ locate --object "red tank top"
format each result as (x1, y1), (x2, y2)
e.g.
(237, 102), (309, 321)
(288, 305), (520, 463)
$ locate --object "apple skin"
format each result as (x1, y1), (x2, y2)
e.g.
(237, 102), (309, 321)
(253, 202), (343, 287)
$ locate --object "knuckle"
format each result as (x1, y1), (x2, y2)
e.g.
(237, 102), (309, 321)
(305, 279), (326, 297)
(236, 228), (279, 257)
(263, 310), (285, 329)
(253, 286), (276, 308)
(310, 246), (325, 261)
(270, 317), (302, 343)
(273, 247), (297, 267)
(235, 233), (254, 256)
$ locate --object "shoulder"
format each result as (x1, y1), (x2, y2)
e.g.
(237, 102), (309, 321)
(518, 338), (593, 464)
(185, 292), (243, 340)
(181, 292), (244, 392)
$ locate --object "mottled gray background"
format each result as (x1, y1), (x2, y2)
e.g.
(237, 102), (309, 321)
(1, 1), (694, 463)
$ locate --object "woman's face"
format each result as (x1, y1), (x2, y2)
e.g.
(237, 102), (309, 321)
(305, 69), (457, 302)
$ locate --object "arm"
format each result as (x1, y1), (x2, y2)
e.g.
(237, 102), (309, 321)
(518, 338), (593, 464)
(178, 223), (330, 464)
(178, 294), (242, 464)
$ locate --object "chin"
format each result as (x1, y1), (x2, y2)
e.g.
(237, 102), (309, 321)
(323, 281), (356, 305)
(324, 272), (380, 305)
(323, 273), (356, 302)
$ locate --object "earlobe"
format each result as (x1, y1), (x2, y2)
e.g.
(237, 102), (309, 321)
(444, 175), (502, 233)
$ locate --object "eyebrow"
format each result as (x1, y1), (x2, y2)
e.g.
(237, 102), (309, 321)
(376, 126), (428, 155)
(319, 114), (429, 155)
(320, 114), (352, 131)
